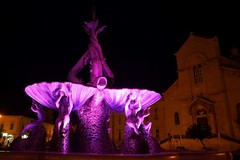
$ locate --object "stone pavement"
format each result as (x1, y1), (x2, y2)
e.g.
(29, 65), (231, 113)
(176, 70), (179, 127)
(0, 150), (234, 160)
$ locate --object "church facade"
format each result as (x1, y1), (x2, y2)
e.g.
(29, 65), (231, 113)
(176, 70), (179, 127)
(110, 33), (240, 151)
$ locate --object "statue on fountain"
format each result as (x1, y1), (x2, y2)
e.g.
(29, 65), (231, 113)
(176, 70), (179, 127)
(12, 10), (162, 154)
(10, 100), (47, 151)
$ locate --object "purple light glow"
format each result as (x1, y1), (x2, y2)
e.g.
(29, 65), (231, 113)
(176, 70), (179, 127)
(21, 17), (162, 154)
(25, 82), (161, 114)
(24, 81), (161, 153)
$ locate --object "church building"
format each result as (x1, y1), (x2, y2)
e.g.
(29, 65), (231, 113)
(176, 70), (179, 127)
(110, 32), (240, 151)
(151, 32), (240, 151)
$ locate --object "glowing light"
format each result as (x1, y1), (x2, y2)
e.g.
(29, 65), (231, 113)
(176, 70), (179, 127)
(2, 133), (8, 137)
(21, 134), (28, 139)
(168, 155), (177, 159)
(216, 153), (226, 156)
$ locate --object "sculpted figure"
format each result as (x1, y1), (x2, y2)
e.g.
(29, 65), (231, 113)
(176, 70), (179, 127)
(24, 16), (161, 154)
(25, 80), (160, 154)
(50, 84), (73, 152)
(68, 19), (114, 88)
(121, 95), (162, 154)
(10, 100), (46, 151)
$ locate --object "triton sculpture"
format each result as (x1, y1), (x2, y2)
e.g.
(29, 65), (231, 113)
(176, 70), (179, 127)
(13, 15), (161, 154)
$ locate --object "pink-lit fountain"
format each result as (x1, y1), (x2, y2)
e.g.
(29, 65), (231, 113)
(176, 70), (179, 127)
(11, 17), (161, 154)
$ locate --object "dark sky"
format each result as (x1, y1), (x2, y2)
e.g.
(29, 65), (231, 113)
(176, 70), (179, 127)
(1, 0), (240, 115)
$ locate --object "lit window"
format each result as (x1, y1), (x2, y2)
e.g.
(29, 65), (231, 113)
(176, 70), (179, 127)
(193, 64), (203, 84)
(21, 134), (28, 139)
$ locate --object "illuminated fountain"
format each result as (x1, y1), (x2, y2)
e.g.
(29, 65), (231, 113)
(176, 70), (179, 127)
(10, 16), (161, 154)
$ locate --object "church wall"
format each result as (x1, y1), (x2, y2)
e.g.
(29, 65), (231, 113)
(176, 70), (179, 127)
(211, 93), (234, 135)
(149, 100), (166, 141)
(154, 83), (193, 138)
(156, 34), (240, 151)
(223, 69), (240, 139)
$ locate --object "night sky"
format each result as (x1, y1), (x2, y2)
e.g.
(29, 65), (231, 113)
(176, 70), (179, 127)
(1, 0), (240, 115)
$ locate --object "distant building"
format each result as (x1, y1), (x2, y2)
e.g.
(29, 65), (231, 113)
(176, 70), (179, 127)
(109, 113), (126, 147)
(0, 115), (54, 149)
(110, 33), (240, 151)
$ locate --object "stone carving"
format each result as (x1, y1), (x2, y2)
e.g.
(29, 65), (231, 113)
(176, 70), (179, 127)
(10, 100), (46, 151)
(18, 17), (161, 154)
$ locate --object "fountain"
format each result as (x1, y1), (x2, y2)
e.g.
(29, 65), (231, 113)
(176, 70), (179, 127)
(4, 9), (234, 160)
(10, 14), (161, 155)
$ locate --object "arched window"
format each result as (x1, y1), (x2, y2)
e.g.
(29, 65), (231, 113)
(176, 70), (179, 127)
(193, 64), (203, 84)
(174, 112), (180, 125)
